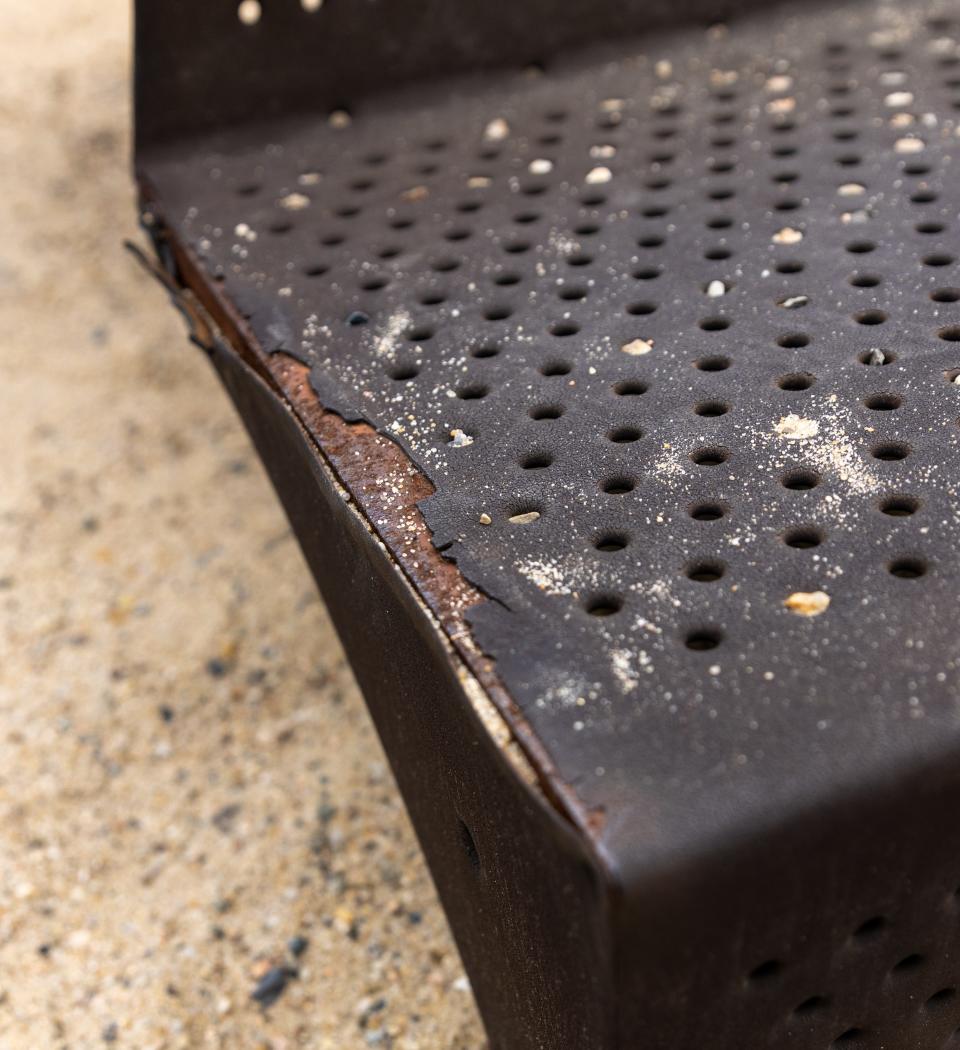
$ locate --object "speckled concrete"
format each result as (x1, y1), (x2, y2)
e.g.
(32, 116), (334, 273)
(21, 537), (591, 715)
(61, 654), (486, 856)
(0, 4), (484, 1046)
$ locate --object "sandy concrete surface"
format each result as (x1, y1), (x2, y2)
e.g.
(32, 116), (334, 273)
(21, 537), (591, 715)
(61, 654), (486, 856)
(0, 3), (484, 1047)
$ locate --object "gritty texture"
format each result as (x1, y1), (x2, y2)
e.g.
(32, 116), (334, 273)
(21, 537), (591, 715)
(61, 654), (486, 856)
(0, 3), (483, 1048)
(145, 0), (960, 868)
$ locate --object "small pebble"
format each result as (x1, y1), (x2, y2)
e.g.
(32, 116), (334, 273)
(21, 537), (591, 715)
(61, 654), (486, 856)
(251, 965), (297, 1008)
(206, 657), (231, 678)
(288, 935), (309, 958)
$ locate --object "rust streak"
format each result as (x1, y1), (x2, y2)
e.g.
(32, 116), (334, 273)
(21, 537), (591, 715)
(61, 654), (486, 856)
(138, 182), (605, 842)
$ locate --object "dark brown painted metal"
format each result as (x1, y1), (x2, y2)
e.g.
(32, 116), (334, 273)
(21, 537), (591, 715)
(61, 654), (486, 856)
(134, 2), (960, 1047)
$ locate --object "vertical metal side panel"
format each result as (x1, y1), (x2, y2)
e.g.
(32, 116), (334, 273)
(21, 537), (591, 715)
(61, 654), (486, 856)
(134, 0), (782, 150)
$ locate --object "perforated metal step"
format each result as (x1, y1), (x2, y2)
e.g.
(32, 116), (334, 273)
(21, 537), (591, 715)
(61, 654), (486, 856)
(137, 1), (960, 1046)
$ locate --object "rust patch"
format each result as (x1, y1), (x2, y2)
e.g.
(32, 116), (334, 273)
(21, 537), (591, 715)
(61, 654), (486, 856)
(138, 185), (605, 841)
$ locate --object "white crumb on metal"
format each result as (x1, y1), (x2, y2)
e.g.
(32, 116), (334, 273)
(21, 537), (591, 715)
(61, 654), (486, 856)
(234, 223), (257, 242)
(765, 74), (793, 92)
(784, 591), (831, 616)
(484, 117), (509, 141)
(508, 511), (541, 525)
(278, 191), (310, 210)
(706, 280), (727, 298)
(448, 429), (474, 447)
(328, 109), (351, 129)
(621, 337), (653, 356)
(894, 136), (925, 153)
(586, 166), (613, 184)
(529, 158), (553, 174)
(773, 227), (803, 245)
(766, 97), (795, 115)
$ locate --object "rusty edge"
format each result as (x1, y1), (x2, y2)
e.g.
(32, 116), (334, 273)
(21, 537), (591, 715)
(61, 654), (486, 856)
(136, 176), (607, 851)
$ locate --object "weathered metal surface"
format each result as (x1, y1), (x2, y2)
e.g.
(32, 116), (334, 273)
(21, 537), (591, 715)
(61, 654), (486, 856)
(136, 0), (960, 1046)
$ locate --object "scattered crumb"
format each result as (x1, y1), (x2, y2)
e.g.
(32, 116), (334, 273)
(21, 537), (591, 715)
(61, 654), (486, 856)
(328, 109), (351, 129)
(775, 414), (820, 440)
(778, 294), (809, 308)
(508, 511), (541, 525)
(467, 175), (492, 188)
(400, 185), (429, 202)
(838, 183), (866, 196)
(529, 158), (554, 175)
(479, 513), (493, 525)
(894, 136), (924, 153)
(885, 91), (914, 107)
(621, 338), (653, 356)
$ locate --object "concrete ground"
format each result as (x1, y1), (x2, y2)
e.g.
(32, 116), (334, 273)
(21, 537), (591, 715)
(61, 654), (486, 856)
(0, 3), (484, 1047)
